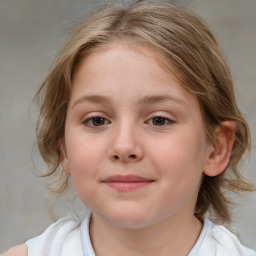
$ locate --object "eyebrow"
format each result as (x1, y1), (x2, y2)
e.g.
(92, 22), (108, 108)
(72, 95), (111, 109)
(72, 94), (186, 108)
(139, 94), (186, 105)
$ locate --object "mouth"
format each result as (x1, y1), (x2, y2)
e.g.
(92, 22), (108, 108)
(102, 175), (155, 192)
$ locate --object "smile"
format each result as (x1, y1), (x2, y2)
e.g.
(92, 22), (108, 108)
(102, 175), (155, 192)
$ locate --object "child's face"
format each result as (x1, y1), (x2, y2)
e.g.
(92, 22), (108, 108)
(61, 44), (213, 228)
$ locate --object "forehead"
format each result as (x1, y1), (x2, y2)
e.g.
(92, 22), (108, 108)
(71, 43), (199, 109)
(73, 41), (179, 83)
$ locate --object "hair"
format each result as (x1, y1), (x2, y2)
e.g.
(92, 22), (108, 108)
(36, 0), (254, 224)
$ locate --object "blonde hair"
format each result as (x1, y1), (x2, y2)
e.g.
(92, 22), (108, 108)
(36, 0), (254, 223)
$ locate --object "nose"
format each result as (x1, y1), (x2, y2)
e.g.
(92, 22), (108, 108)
(109, 122), (144, 163)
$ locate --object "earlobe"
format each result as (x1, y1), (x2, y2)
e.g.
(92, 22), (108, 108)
(203, 121), (236, 177)
(59, 139), (71, 174)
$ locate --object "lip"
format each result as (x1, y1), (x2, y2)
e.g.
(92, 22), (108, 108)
(102, 175), (154, 192)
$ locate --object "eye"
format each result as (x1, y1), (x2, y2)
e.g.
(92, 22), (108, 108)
(148, 116), (172, 126)
(83, 116), (110, 127)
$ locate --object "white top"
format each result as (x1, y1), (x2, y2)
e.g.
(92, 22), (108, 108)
(26, 214), (256, 256)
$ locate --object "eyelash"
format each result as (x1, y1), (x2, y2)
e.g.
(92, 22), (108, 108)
(82, 116), (110, 127)
(147, 116), (173, 126)
(82, 115), (173, 127)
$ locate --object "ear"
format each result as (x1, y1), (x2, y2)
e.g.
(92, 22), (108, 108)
(59, 139), (71, 174)
(203, 121), (236, 177)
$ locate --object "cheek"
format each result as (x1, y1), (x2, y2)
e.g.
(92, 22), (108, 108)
(66, 143), (100, 205)
(65, 135), (107, 192)
(149, 130), (207, 187)
(66, 132), (107, 169)
(153, 139), (204, 211)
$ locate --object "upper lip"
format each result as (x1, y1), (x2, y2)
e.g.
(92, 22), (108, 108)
(102, 175), (154, 182)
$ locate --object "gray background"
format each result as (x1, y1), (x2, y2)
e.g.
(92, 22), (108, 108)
(0, 0), (255, 252)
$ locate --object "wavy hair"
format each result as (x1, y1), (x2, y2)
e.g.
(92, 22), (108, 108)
(36, 0), (254, 223)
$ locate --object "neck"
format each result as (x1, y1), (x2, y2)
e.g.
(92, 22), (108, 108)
(89, 212), (203, 256)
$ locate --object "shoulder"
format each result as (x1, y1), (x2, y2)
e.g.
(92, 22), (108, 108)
(1, 244), (28, 256)
(197, 220), (256, 256)
(25, 216), (84, 256)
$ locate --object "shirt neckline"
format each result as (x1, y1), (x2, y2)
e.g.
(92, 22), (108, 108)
(188, 218), (210, 255)
(80, 213), (210, 256)
(81, 213), (95, 256)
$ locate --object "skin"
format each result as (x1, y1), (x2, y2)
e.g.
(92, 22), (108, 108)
(1, 244), (27, 256)
(60, 43), (235, 256)
(4, 43), (235, 256)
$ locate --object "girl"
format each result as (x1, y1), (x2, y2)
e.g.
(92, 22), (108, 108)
(4, 1), (256, 255)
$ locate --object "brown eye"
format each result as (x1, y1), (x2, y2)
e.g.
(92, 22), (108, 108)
(92, 117), (105, 126)
(83, 116), (109, 127)
(151, 117), (170, 126)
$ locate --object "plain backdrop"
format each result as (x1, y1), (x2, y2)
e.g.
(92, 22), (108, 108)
(0, 0), (255, 252)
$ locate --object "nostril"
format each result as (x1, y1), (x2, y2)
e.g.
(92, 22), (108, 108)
(111, 154), (138, 160)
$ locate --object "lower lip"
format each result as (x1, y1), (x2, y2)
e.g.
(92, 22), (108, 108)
(103, 181), (153, 192)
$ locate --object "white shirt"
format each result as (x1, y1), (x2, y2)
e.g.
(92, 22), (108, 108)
(26, 214), (256, 256)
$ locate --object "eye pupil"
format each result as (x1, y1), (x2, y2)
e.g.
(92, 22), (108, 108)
(153, 117), (166, 126)
(93, 117), (105, 126)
